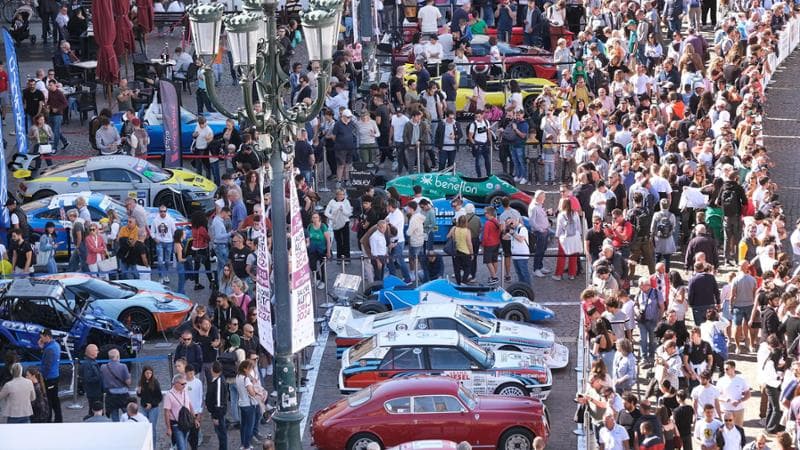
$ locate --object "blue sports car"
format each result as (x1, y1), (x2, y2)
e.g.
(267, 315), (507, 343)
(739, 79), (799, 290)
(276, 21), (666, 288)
(358, 275), (554, 323)
(21, 192), (189, 256)
(112, 99), (233, 154)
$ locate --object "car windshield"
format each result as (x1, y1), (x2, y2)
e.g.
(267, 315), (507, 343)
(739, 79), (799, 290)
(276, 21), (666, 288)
(459, 335), (492, 368)
(454, 306), (493, 335)
(76, 278), (137, 299)
(458, 385), (478, 410)
(181, 107), (197, 124)
(349, 335), (377, 361)
(346, 386), (373, 407)
(130, 159), (172, 183)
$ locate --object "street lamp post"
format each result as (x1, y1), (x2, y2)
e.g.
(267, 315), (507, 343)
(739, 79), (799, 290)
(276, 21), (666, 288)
(187, 2), (342, 449)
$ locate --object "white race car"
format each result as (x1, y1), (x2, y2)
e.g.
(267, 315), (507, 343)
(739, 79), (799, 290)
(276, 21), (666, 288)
(329, 303), (569, 369)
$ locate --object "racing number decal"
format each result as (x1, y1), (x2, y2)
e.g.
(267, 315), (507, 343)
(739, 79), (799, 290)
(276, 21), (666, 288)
(128, 191), (147, 207)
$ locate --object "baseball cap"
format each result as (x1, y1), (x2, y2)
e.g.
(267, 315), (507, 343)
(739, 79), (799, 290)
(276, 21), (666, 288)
(342, 109), (353, 118)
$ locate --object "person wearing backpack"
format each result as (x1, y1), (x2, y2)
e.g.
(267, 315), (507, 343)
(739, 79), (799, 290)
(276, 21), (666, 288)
(164, 374), (197, 450)
(220, 334), (245, 428)
(206, 361), (228, 450)
(634, 277), (664, 367)
(625, 191), (656, 276)
(719, 170), (747, 266)
(650, 199), (677, 270)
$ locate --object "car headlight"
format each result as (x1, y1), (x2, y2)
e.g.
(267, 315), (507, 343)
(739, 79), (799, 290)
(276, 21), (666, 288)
(187, 190), (212, 200)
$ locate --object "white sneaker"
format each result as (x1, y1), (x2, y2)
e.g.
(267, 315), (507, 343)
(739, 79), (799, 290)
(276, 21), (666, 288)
(551, 275), (562, 281)
(534, 270), (545, 278)
(513, 176), (520, 182)
(568, 275), (575, 280)
(316, 280), (325, 289)
(540, 267), (552, 274)
(519, 178), (527, 184)
(163, 277), (170, 283)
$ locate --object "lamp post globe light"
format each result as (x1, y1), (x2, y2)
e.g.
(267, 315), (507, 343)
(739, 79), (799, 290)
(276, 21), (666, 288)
(187, 1), (342, 449)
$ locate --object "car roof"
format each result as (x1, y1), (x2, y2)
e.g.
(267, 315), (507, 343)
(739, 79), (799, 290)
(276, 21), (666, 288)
(376, 330), (461, 347)
(373, 375), (461, 399)
(3, 278), (64, 299)
(85, 155), (142, 172)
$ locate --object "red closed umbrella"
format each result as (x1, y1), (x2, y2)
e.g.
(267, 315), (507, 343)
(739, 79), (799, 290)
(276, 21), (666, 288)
(92, 0), (119, 85)
(137, 0), (154, 34)
(113, 0), (136, 57)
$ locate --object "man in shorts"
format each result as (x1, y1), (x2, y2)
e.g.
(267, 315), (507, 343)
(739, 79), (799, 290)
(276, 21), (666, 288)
(482, 206), (502, 284)
(729, 260), (757, 354)
(328, 108), (357, 189)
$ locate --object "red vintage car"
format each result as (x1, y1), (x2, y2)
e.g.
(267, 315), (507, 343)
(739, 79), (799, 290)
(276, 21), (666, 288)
(467, 36), (557, 80)
(311, 376), (550, 450)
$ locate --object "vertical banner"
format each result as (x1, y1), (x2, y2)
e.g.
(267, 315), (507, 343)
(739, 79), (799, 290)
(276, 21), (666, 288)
(0, 114), (5, 205)
(256, 169), (274, 356)
(3, 28), (26, 155)
(159, 80), (182, 168)
(288, 167), (315, 353)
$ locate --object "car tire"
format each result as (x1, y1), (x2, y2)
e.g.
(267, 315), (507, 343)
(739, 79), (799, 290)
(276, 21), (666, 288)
(347, 433), (383, 450)
(523, 95), (537, 116)
(495, 382), (530, 397)
(499, 427), (534, 450)
(119, 307), (157, 338)
(31, 190), (58, 201)
(509, 63), (536, 79)
(505, 282), (535, 302)
(358, 301), (388, 315)
(498, 303), (530, 322)
(508, 200), (529, 217)
(154, 190), (178, 211)
(487, 192), (507, 208)
(363, 282), (384, 296)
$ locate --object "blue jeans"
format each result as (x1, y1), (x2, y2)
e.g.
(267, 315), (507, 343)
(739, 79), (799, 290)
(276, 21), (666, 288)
(638, 320), (657, 361)
(389, 241), (412, 282)
(692, 306), (713, 326)
(176, 261), (186, 294)
(473, 143), (491, 177)
(214, 243), (229, 282)
(483, 3), (495, 26)
(409, 245), (427, 282)
(239, 405), (258, 448)
(45, 258), (57, 275)
(7, 416), (29, 423)
(170, 422), (190, 450)
(533, 230), (550, 271)
(119, 260), (139, 279)
(210, 160), (221, 186)
(143, 406), (159, 447)
(156, 242), (173, 280)
(49, 114), (67, 148)
(228, 383), (240, 423)
(513, 258), (531, 284)
(668, 17), (682, 34)
(511, 144), (526, 179)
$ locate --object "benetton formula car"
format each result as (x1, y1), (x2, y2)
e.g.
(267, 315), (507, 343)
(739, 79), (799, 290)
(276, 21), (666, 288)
(339, 330), (552, 400)
(329, 304), (569, 369)
(358, 276), (555, 323)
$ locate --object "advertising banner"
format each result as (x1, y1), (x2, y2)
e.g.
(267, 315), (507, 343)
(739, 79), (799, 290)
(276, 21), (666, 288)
(288, 170), (315, 353)
(159, 80), (181, 168)
(3, 28), (26, 155)
(256, 169), (274, 355)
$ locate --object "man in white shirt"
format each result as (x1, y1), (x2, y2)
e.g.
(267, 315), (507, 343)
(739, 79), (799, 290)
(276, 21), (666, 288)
(716, 412), (745, 450)
(691, 370), (722, 419)
(390, 110), (410, 171)
(424, 36), (444, 76)
(325, 83), (349, 120)
(369, 221), (389, 279)
(630, 64), (653, 97)
(192, 116), (215, 177)
(121, 402), (150, 423)
(716, 361), (750, 427)
(149, 205), (177, 284)
(417, 0), (442, 35)
(386, 199), (411, 283)
(184, 364), (204, 448)
(597, 413), (630, 450)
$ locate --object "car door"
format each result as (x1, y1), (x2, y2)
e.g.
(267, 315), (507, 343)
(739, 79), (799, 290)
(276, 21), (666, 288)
(381, 397), (416, 446)
(87, 169), (141, 205)
(410, 395), (470, 441)
(426, 346), (477, 391)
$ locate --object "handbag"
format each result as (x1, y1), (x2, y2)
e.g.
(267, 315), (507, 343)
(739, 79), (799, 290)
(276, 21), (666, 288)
(97, 256), (118, 273)
(444, 236), (456, 256)
(38, 144), (54, 155)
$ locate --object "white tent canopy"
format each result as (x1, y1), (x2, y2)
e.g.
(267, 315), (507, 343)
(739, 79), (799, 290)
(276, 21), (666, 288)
(2, 422), (153, 450)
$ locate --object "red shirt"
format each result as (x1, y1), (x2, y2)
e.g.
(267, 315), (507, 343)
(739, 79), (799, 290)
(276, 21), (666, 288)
(581, 297), (606, 326)
(605, 220), (633, 248)
(0, 70), (8, 93)
(191, 225), (210, 249)
(482, 218), (501, 247)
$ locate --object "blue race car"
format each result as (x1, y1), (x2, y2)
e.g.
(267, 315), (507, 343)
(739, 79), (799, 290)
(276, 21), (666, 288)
(112, 99), (233, 154)
(21, 192), (189, 256)
(357, 275), (554, 323)
(0, 278), (142, 360)
(430, 198), (532, 243)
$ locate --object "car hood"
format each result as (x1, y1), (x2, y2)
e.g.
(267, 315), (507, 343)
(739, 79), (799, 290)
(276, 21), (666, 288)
(491, 320), (555, 347)
(312, 395), (352, 425)
(329, 306), (376, 338)
(163, 168), (217, 193)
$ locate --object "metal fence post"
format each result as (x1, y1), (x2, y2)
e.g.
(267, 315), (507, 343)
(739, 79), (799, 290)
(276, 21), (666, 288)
(66, 358), (83, 410)
(168, 353), (175, 382)
(416, 142), (421, 174)
(319, 151), (330, 192)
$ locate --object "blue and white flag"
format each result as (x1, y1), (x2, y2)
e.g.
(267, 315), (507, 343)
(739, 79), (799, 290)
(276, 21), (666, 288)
(2, 27), (27, 155)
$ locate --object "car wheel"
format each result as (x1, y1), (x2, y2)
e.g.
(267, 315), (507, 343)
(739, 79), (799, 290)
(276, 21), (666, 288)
(523, 96), (537, 116)
(358, 301), (388, 315)
(155, 190), (178, 211)
(31, 190), (58, 201)
(7, 153), (23, 172)
(509, 63), (535, 79)
(498, 303), (530, 322)
(495, 383), (530, 397)
(508, 200), (529, 217)
(347, 433), (383, 450)
(119, 307), (156, 337)
(363, 282), (384, 296)
(506, 282), (536, 302)
(499, 427), (534, 450)
(487, 193), (506, 208)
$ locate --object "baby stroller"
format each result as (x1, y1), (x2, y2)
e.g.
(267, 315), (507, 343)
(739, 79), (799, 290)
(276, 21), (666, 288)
(9, 4), (36, 45)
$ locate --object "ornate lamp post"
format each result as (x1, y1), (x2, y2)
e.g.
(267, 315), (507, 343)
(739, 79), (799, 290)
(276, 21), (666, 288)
(187, 2), (342, 449)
